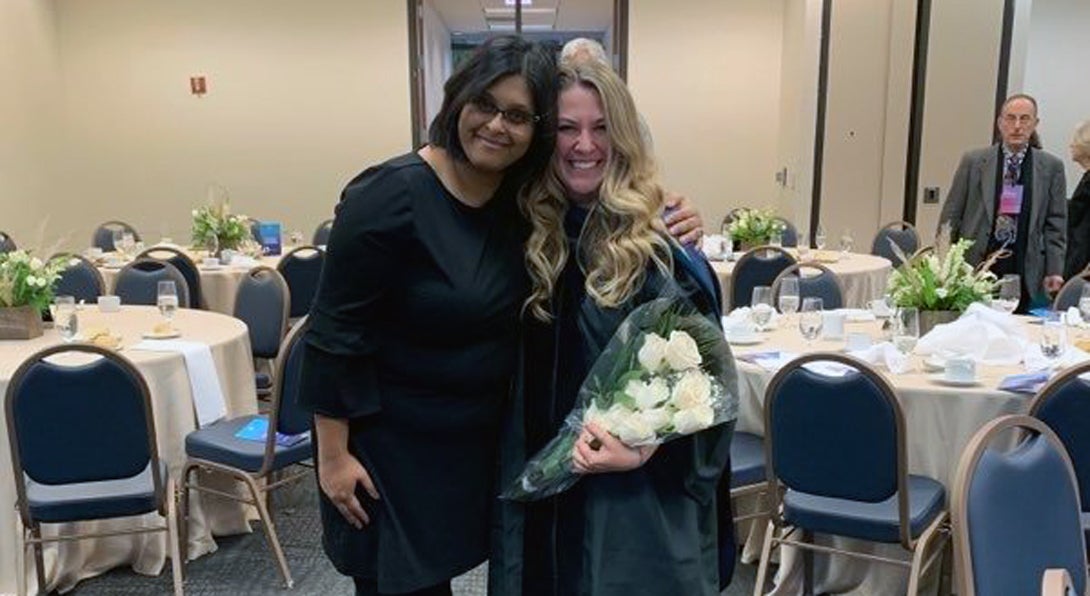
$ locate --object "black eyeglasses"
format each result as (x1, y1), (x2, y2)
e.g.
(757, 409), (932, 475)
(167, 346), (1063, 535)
(468, 95), (539, 127)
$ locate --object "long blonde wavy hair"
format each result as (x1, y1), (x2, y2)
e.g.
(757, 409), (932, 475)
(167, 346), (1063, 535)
(521, 61), (672, 321)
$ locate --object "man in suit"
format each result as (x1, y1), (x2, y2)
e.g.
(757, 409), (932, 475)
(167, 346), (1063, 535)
(939, 94), (1067, 311)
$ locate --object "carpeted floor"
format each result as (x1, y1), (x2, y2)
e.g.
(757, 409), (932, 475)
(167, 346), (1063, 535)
(68, 478), (758, 595)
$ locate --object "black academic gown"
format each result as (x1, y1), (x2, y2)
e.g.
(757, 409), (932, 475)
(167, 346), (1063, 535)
(490, 207), (737, 596)
(1064, 170), (1090, 279)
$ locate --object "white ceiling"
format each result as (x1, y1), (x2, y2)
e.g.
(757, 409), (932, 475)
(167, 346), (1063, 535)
(428, 0), (612, 34)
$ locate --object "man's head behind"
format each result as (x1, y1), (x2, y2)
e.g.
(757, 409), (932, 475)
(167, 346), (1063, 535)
(560, 38), (610, 69)
(997, 94), (1040, 152)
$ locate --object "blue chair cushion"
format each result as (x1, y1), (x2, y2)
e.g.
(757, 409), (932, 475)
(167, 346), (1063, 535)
(26, 461), (165, 523)
(185, 415), (312, 473)
(783, 474), (945, 543)
(731, 432), (766, 488)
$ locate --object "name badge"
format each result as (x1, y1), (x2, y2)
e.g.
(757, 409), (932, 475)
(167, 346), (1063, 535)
(999, 184), (1023, 215)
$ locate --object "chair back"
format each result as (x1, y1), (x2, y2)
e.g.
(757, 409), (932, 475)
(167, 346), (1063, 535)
(764, 353), (904, 504)
(5, 344), (166, 523)
(0, 231), (16, 253)
(775, 217), (799, 247)
(260, 317), (313, 474)
(953, 415), (1088, 596)
(1054, 271), (1090, 311)
(771, 262), (845, 310)
(92, 221), (141, 252)
(312, 219), (333, 246)
(871, 221), (920, 264)
(234, 266), (290, 359)
(278, 246), (325, 318)
(114, 258), (191, 308)
(1042, 569), (1078, 596)
(137, 246), (203, 309)
(730, 246), (796, 309)
(248, 218), (263, 243)
(1029, 362), (1090, 513)
(51, 253), (106, 303)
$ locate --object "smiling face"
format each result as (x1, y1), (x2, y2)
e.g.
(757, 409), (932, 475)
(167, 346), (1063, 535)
(555, 84), (610, 205)
(997, 97), (1039, 152)
(456, 74), (536, 174)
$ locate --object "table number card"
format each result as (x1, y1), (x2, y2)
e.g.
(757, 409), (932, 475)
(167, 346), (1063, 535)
(258, 222), (282, 256)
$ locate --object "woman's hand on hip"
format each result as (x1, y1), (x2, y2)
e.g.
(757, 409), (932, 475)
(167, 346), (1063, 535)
(319, 452), (379, 529)
(571, 422), (657, 475)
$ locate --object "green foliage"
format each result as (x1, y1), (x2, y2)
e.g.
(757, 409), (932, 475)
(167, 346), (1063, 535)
(727, 208), (786, 245)
(887, 238), (996, 312)
(0, 251), (69, 310)
(191, 200), (250, 252)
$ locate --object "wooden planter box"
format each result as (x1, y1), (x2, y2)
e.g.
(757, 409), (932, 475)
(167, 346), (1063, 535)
(0, 305), (44, 340)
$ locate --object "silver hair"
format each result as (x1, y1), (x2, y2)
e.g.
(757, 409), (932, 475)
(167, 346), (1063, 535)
(560, 38), (609, 68)
(1073, 120), (1090, 161)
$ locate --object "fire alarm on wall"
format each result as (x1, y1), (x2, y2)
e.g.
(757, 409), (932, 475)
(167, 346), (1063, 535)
(189, 76), (207, 96)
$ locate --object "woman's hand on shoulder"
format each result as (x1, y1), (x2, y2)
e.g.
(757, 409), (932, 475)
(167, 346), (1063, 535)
(571, 422), (657, 475)
(318, 452), (380, 529)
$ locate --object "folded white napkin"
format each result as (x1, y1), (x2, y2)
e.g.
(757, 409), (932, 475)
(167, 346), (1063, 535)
(1023, 344), (1090, 372)
(916, 303), (1027, 366)
(130, 340), (227, 427)
(848, 341), (911, 374)
(724, 306), (780, 330)
(1064, 307), (1085, 327)
(838, 308), (877, 323)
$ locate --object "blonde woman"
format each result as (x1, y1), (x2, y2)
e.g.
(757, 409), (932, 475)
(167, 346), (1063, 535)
(1064, 120), (1090, 278)
(490, 61), (735, 596)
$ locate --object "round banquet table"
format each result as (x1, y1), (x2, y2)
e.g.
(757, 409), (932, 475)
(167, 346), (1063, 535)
(98, 253), (285, 315)
(728, 316), (1059, 595)
(710, 251), (892, 310)
(0, 306), (258, 594)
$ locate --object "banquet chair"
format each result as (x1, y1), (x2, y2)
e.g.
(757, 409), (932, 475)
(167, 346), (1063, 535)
(771, 262), (845, 310)
(181, 317), (313, 588)
(952, 415), (1088, 596)
(114, 258), (191, 308)
(730, 246), (796, 309)
(754, 353), (949, 595)
(278, 246), (325, 319)
(1029, 362), (1090, 550)
(0, 230), (16, 253)
(774, 217), (799, 247)
(312, 218), (333, 246)
(233, 266), (290, 398)
(137, 246), (204, 309)
(5, 344), (182, 596)
(871, 221), (920, 265)
(248, 217), (263, 243)
(51, 253), (106, 303)
(92, 220), (141, 252)
(1042, 569), (1079, 596)
(1053, 271), (1090, 311)
(730, 431), (769, 523)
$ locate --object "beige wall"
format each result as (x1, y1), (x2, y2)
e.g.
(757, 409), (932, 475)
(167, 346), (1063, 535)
(47, 0), (411, 251)
(0, 0), (62, 251)
(627, 0), (785, 231)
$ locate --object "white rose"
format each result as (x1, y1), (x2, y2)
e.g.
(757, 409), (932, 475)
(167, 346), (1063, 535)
(671, 369), (712, 410)
(637, 333), (668, 372)
(30, 258), (42, 270)
(639, 407), (672, 433)
(673, 404), (715, 434)
(624, 377), (669, 411)
(663, 330), (702, 371)
(25, 275), (39, 287)
(613, 410), (657, 445)
(192, 209), (199, 217)
(584, 402), (627, 432)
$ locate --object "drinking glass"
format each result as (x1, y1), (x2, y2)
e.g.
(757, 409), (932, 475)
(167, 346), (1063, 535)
(751, 286), (774, 331)
(839, 229), (854, 254)
(769, 231), (783, 248)
(1040, 318), (1066, 368)
(893, 307), (920, 355)
(799, 297), (824, 345)
(778, 277), (800, 315)
(814, 225), (827, 251)
(120, 232), (135, 256)
(157, 281), (179, 324)
(797, 232), (811, 260)
(52, 295), (78, 342)
(1078, 284), (1090, 325)
(992, 274), (1020, 314)
(111, 229), (124, 253)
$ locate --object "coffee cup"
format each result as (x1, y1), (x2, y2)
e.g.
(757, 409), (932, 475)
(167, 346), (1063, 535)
(97, 294), (121, 312)
(945, 357), (976, 383)
(822, 311), (846, 340)
(219, 249), (237, 265)
(846, 332), (872, 351)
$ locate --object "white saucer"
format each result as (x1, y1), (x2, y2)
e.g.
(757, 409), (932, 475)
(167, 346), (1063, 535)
(922, 357), (946, 372)
(142, 330), (181, 339)
(930, 375), (981, 388)
(726, 335), (763, 346)
(199, 265), (224, 271)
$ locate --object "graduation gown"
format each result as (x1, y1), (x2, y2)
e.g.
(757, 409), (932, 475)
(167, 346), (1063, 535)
(490, 207), (737, 596)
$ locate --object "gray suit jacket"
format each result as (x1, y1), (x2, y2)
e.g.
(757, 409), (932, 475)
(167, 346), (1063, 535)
(938, 144), (1067, 298)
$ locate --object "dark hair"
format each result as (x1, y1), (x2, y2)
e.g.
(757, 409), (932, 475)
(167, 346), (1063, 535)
(428, 35), (558, 193)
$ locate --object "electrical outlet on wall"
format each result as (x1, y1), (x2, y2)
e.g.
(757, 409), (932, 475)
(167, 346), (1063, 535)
(923, 187), (940, 204)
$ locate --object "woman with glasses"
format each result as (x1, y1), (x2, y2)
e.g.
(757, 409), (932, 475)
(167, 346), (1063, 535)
(490, 60), (734, 596)
(298, 37), (557, 596)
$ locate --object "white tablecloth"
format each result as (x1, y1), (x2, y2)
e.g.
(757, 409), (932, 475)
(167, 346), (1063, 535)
(711, 251), (892, 310)
(0, 306), (257, 594)
(731, 317), (1051, 595)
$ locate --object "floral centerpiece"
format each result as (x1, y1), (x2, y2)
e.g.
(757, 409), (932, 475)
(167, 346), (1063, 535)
(0, 250), (69, 339)
(727, 208), (786, 249)
(191, 199), (250, 256)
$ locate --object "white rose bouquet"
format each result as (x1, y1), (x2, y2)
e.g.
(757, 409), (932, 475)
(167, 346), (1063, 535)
(503, 297), (738, 501)
(727, 208), (786, 246)
(0, 250), (69, 311)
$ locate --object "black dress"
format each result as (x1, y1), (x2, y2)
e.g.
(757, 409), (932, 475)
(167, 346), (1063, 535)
(1064, 171), (1090, 279)
(297, 152), (527, 594)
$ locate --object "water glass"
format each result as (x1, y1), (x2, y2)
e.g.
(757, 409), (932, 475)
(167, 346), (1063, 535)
(797, 232), (811, 259)
(751, 286), (774, 331)
(769, 231), (783, 248)
(778, 277), (800, 315)
(111, 229), (124, 253)
(799, 297), (824, 345)
(157, 281), (179, 323)
(992, 274), (1020, 314)
(52, 295), (78, 342)
(1040, 318), (1066, 367)
(839, 229), (854, 254)
(1079, 284), (1090, 325)
(893, 307), (920, 355)
(814, 225), (827, 251)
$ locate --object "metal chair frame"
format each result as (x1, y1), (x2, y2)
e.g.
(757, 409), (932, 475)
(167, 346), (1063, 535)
(1053, 270), (1090, 312)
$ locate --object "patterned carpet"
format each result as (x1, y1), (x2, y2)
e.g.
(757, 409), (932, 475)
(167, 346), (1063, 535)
(68, 477), (756, 595)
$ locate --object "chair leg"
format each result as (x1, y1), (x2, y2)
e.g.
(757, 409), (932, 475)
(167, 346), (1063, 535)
(801, 529), (814, 596)
(15, 521), (27, 596)
(907, 513), (949, 596)
(753, 520), (776, 596)
(166, 475), (185, 596)
(240, 473), (293, 588)
(178, 463), (194, 581)
(30, 524), (46, 594)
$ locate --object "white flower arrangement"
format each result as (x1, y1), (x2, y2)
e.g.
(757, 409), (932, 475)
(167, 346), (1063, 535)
(887, 228), (996, 311)
(191, 197), (251, 253)
(0, 250), (69, 311)
(727, 208), (786, 245)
